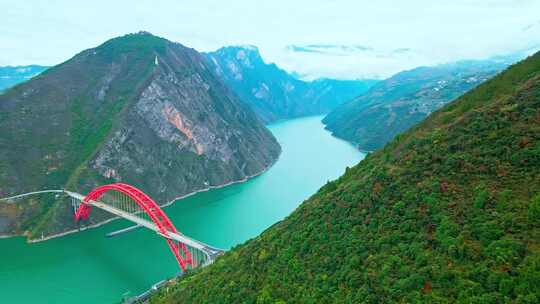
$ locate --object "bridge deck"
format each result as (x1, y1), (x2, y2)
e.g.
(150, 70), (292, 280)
(65, 191), (223, 259)
(0, 190), (64, 201)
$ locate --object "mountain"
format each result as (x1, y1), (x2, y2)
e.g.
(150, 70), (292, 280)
(0, 32), (280, 238)
(205, 46), (378, 122)
(0, 65), (48, 92)
(323, 58), (517, 151)
(151, 52), (540, 302)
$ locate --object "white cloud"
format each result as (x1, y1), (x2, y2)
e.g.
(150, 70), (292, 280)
(0, 0), (539, 79)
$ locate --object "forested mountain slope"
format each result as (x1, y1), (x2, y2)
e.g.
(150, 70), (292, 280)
(152, 52), (540, 303)
(0, 32), (280, 239)
(323, 58), (513, 151)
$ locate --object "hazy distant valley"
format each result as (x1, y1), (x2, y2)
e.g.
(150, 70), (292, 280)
(0, 65), (48, 92)
(323, 56), (522, 150)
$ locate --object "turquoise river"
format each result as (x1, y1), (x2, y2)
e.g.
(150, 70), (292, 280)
(0, 116), (365, 303)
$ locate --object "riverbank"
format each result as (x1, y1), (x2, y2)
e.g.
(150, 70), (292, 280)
(25, 154), (280, 244)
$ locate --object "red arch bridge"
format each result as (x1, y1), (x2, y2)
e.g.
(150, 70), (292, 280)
(59, 183), (224, 272)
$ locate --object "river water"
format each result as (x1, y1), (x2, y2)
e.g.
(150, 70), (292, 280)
(0, 116), (365, 303)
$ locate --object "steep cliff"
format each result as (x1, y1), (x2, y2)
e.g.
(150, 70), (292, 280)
(0, 32), (280, 238)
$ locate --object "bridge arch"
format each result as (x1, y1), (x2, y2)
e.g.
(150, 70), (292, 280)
(74, 183), (193, 271)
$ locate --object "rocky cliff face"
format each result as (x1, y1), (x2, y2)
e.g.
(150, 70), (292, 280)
(0, 32), (280, 238)
(205, 46), (377, 123)
(323, 59), (515, 151)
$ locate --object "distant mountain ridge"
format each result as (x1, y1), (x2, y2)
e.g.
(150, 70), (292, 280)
(0, 32), (280, 238)
(0, 65), (48, 91)
(205, 46), (378, 122)
(0, 46), (378, 124)
(323, 56), (519, 150)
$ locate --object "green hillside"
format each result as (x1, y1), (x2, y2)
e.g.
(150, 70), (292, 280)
(0, 32), (280, 239)
(322, 58), (514, 151)
(151, 52), (540, 303)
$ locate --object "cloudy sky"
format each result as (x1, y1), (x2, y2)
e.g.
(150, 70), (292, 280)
(1, 0), (540, 79)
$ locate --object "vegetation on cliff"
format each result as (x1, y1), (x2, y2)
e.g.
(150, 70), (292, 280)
(151, 52), (540, 303)
(0, 32), (280, 238)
